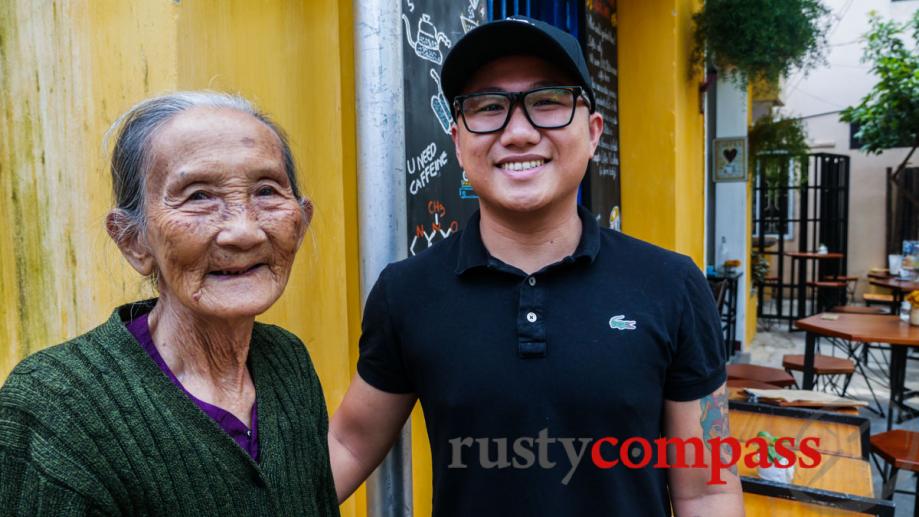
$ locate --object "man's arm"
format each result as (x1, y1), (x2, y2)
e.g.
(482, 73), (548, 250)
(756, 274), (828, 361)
(664, 382), (744, 517)
(328, 374), (417, 503)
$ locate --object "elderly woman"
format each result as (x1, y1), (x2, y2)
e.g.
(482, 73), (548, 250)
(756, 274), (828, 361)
(0, 92), (339, 515)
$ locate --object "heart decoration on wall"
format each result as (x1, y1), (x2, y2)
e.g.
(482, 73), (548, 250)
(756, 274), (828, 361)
(712, 137), (747, 182)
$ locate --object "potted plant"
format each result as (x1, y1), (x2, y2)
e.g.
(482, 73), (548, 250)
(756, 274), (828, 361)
(692, 0), (830, 85)
(751, 253), (770, 287)
(756, 431), (795, 483)
(906, 290), (919, 326)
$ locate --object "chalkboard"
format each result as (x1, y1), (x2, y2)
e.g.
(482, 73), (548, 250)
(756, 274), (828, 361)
(583, 0), (621, 230)
(401, 0), (486, 256)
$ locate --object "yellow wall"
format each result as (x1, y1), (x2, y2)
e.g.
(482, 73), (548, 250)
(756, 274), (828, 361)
(618, 0), (706, 265)
(0, 1), (364, 515)
(0, 0), (177, 390)
(411, 405), (432, 516)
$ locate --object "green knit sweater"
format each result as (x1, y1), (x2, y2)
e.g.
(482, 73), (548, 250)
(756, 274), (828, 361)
(0, 301), (340, 516)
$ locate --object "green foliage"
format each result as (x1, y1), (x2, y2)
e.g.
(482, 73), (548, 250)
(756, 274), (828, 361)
(751, 253), (770, 287)
(840, 10), (919, 154)
(749, 114), (811, 188)
(693, 0), (830, 84)
(757, 431), (782, 463)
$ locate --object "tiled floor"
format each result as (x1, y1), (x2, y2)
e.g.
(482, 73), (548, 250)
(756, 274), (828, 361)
(744, 323), (919, 515)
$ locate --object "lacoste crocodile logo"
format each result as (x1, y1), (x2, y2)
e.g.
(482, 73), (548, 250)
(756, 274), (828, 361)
(609, 315), (637, 331)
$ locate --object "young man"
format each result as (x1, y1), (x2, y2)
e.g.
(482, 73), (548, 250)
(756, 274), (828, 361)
(329, 17), (743, 516)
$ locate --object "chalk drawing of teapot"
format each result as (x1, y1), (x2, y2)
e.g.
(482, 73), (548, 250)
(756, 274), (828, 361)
(429, 69), (453, 134)
(403, 13), (452, 65)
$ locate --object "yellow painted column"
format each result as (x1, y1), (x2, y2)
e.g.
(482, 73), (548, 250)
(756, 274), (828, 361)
(746, 173), (758, 345)
(618, 0), (705, 265)
(745, 87), (758, 345)
(0, 0), (178, 378)
(1, 1), (364, 515)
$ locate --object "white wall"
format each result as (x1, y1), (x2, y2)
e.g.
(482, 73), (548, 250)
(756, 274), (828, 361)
(714, 77), (750, 347)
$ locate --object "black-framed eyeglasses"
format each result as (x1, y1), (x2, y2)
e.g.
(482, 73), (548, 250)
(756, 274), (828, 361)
(453, 86), (591, 134)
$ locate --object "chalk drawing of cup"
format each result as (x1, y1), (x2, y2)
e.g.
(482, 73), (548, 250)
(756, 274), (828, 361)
(459, 170), (478, 199)
(460, 15), (478, 34)
(429, 69), (453, 134)
(403, 13), (452, 65)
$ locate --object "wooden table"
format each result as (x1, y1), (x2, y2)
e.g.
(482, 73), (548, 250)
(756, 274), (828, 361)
(785, 251), (845, 330)
(796, 313), (919, 429)
(869, 276), (919, 306)
(730, 401), (892, 516)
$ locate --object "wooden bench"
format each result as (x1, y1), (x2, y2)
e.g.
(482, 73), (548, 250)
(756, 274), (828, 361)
(783, 354), (856, 376)
(864, 293), (895, 305)
(808, 281), (848, 289)
(823, 276), (860, 283)
(727, 364), (796, 388)
(727, 378), (784, 390)
(782, 354), (856, 395)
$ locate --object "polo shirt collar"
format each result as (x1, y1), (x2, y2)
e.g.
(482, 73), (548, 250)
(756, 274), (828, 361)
(454, 205), (601, 275)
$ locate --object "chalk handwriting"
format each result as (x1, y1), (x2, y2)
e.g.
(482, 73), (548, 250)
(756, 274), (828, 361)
(585, 4), (620, 179)
(407, 142), (449, 196)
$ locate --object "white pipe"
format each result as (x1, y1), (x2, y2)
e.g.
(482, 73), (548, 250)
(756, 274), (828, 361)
(354, 0), (412, 515)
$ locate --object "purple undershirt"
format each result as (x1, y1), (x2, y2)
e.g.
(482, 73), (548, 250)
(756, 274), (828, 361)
(126, 313), (259, 462)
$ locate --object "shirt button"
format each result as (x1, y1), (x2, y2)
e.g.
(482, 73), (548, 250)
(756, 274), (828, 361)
(528, 277), (536, 286)
(526, 312), (538, 323)
(247, 430), (252, 437)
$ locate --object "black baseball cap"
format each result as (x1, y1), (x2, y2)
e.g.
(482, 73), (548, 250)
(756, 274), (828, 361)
(441, 16), (595, 113)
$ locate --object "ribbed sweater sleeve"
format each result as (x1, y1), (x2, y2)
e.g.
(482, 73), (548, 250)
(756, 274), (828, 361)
(0, 457), (93, 515)
(0, 443), (97, 516)
(0, 350), (116, 515)
(0, 303), (340, 517)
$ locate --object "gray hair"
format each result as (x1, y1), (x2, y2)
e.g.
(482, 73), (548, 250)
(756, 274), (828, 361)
(106, 91), (301, 240)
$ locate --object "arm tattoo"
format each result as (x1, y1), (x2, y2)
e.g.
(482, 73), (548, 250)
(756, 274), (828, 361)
(700, 389), (737, 475)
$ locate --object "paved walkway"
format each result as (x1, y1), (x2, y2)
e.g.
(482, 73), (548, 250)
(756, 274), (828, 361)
(746, 323), (919, 515)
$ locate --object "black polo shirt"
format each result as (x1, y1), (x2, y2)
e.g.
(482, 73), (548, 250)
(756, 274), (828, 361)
(357, 206), (726, 517)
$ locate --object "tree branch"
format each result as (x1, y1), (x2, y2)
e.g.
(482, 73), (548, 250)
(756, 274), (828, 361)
(890, 143), (919, 209)
(890, 142), (918, 183)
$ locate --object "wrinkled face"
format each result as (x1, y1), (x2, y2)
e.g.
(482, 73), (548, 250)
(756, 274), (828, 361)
(451, 55), (602, 214)
(141, 108), (308, 320)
